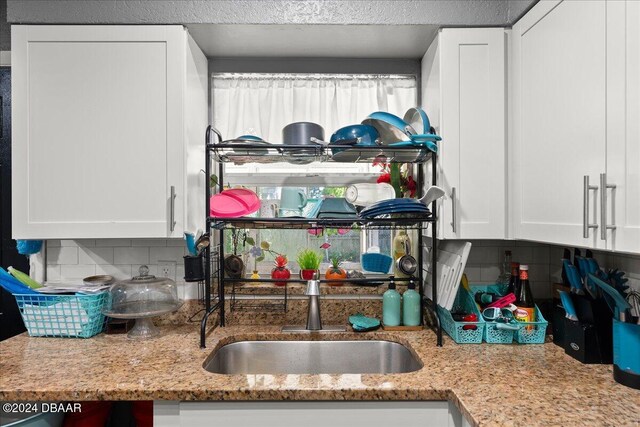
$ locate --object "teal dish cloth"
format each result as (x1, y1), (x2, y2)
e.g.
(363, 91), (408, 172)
(349, 313), (381, 332)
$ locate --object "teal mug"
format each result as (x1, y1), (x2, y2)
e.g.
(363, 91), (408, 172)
(280, 188), (307, 212)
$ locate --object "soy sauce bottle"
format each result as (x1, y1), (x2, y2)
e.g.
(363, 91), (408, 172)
(515, 265), (535, 324)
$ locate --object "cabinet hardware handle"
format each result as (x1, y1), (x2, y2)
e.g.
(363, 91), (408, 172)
(599, 173), (616, 240)
(583, 176), (598, 238)
(451, 187), (457, 234)
(170, 185), (176, 232)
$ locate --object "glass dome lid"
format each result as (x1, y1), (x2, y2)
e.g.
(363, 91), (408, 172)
(103, 265), (183, 339)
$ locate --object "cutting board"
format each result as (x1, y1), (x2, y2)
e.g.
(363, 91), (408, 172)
(425, 241), (472, 310)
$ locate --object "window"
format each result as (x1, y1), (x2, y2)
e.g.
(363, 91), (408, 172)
(213, 73), (417, 182)
(213, 72), (416, 272)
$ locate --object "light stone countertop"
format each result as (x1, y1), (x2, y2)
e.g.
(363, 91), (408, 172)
(1, 324), (638, 427)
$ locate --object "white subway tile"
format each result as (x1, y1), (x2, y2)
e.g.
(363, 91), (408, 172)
(468, 247), (501, 265)
(132, 239), (168, 247)
(96, 239), (132, 247)
(528, 264), (550, 282)
(95, 264), (132, 280)
(78, 247), (114, 265)
(166, 238), (186, 247)
(511, 247), (533, 264)
(145, 265), (158, 276)
(46, 265), (61, 282)
(114, 247), (149, 265)
(149, 247), (185, 264)
(532, 246), (550, 264)
(58, 240), (79, 247)
(464, 266), (482, 283)
(60, 264), (96, 279)
(47, 240), (62, 247)
(47, 247), (78, 265)
(480, 265), (500, 282)
(176, 265), (185, 282)
(75, 239), (96, 247)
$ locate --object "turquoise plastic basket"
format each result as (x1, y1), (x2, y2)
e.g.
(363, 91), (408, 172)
(438, 288), (485, 344)
(13, 292), (109, 338)
(469, 284), (514, 343)
(469, 284), (548, 344)
(514, 305), (547, 344)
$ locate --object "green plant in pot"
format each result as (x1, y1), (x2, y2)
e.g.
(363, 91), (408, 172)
(325, 255), (347, 286)
(297, 249), (323, 280)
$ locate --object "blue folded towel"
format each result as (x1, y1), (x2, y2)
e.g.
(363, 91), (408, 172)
(349, 313), (381, 332)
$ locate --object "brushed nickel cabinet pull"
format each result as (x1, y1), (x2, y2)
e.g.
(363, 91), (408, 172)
(451, 187), (457, 234)
(583, 176), (598, 238)
(170, 185), (177, 232)
(599, 173), (616, 240)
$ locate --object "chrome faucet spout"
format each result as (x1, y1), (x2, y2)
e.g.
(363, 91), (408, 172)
(282, 271), (345, 333)
(305, 273), (322, 329)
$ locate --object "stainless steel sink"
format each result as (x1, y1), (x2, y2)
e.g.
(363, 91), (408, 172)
(203, 340), (422, 374)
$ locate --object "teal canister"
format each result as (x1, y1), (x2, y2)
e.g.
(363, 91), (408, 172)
(402, 279), (421, 326)
(383, 277), (402, 326)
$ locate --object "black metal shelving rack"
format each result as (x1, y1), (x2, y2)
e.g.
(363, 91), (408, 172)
(200, 126), (442, 348)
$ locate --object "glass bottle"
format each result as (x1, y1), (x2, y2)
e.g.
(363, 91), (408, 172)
(496, 250), (512, 293)
(507, 262), (520, 296)
(514, 265), (536, 324)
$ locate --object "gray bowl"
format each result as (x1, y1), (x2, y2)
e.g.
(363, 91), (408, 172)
(282, 122), (324, 146)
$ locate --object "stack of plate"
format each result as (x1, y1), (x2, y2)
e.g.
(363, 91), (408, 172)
(359, 199), (431, 219)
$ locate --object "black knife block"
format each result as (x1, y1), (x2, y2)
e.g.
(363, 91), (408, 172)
(562, 295), (613, 364)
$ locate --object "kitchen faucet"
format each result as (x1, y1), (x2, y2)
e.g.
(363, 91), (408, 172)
(282, 272), (346, 333)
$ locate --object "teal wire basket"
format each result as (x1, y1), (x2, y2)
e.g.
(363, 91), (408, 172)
(13, 292), (109, 338)
(438, 288), (485, 344)
(469, 284), (548, 344)
(514, 305), (547, 344)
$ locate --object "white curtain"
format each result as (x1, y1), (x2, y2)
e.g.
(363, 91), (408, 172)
(213, 74), (417, 143)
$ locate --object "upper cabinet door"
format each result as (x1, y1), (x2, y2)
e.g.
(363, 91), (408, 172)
(423, 28), (506, 240)
(605, 1), (640, 254)
(11, 26), (198, 239)
(511, 0), (607, 249)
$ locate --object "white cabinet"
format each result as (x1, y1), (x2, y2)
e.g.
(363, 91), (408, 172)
(11, 25), (207, 239)
(605, 0), (640, 253)
(511, 0), (608, 249)
(422, 28), (507, 239)
(511, 0), (640, 254)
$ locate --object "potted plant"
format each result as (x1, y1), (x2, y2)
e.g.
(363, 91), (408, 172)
(271, 254), (291, 287)
(296, 249), (323, 280)
(325, 255), (347, 286)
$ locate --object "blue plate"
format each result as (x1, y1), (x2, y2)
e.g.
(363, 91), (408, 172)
(360, 205), (430, 217)
(364, 198), (427, 210)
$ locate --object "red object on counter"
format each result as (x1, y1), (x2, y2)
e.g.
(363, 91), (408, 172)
(462, 313), (478, 322)
(487, 292), (516, 309)
(462, 313), (478, 330)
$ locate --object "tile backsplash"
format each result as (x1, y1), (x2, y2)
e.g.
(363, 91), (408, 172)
(465, 240), (640, 299)
(42, 238), (639, 301)
(44, 239), (199, 298)
(463, 240), (555, 299)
